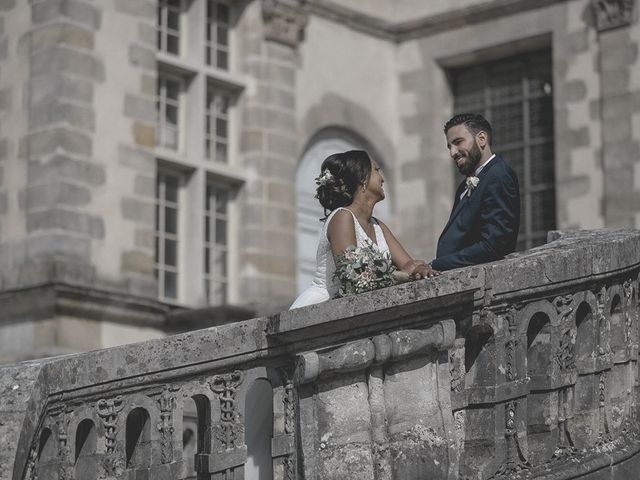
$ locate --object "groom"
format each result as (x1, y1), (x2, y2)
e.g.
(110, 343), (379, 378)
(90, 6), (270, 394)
(421, 113), (520, 274)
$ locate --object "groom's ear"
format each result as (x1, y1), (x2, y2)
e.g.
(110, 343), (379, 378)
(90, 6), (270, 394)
(476, 131), (488, 148)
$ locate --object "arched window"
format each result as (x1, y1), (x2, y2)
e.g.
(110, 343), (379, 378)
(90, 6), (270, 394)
(296, 130), (390, 293)
(245, 379), (273, 480)
(75, 419), (98, 480)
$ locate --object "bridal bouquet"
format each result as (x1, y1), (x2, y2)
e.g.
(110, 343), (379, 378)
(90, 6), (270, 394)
(333, 241), (397, 296)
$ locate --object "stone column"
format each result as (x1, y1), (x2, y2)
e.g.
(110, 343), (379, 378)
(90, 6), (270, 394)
(294, 320), (458, 480)
(591, 0), (640, 228)
(237, 0), (307, 311)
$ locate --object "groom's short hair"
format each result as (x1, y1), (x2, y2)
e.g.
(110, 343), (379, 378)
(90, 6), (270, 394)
(444, 113), (493, 145)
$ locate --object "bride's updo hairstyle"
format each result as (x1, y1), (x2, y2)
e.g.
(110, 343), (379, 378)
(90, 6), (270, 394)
(315, 150), (372, 219)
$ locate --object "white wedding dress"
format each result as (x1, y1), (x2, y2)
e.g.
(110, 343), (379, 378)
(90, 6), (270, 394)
(290, 207), (390, 309)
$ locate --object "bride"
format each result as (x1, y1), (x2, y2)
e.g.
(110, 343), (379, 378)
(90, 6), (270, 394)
(290, 150), (438, 309)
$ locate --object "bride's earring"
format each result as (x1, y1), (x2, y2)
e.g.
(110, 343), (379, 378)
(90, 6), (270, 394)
(362, 183), (367, 192)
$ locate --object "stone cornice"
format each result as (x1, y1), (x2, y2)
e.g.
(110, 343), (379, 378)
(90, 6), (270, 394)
(0, 282), (172, 328)
(307, 0), (574, 42)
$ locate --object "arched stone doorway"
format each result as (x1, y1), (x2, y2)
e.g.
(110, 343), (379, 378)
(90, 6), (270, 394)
(295, 129), (390, 294)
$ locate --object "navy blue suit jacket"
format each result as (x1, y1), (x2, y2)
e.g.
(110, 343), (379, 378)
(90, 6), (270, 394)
(432, 155), (520, 271)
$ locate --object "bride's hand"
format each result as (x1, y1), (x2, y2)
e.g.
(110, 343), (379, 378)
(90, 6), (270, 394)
(412, 264), (440, 279)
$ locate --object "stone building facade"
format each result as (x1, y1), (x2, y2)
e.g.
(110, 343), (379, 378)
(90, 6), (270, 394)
(0, 0), (638, 363)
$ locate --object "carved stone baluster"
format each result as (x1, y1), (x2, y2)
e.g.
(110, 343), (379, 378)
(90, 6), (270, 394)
(490, 402), (529, 478)
(271, 367), (297, 480)
(208, 371), (246, 480)
(96, 396), (125, 478)
(157, 385), (178, 464)
(52, 407), (73, 480)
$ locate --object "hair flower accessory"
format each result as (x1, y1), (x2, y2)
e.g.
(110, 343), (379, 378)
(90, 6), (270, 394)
(315, 169), (334, 186)
(465, 176), (480, 197)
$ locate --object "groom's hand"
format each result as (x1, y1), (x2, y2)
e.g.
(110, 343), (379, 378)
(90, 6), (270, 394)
(413, 263), (440, 279)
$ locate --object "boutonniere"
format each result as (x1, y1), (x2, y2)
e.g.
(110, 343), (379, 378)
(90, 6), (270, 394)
(465, 176), (480, 197)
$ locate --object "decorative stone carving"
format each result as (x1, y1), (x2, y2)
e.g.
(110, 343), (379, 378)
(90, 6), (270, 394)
(554, 387), (576, 458)
(96, 396), (125, 478)
(504, 305), (522, 381)
(262, 0), (308, 48)
(449, 347), (464, 393)
(596, 286), (610, 357)
(592, 0), (635, 31)
(555, 329), (576, 371)
(490, 401), (529, 478)
(157, 385), (178, 464)
(209, 371), (245, 449)
(624, 279), (635, 350)
(596, 371), (612, 444)
(52, 408), (73, 480)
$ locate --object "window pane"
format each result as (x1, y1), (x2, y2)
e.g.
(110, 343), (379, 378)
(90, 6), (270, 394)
(216, 142), (227, 163)
(165, 206), (177, 233)
(217, 26), (228, 46)
(204, 247), (210, 273)
(216, 118), (227, 138)
(165, 104), (178, 126)
(154, 235), (159, 263)
(164, 271), (177, 299)
(530, 142), (555, 186)
(164, 127), (178, 149)
(530, 190), (556, 232)
(489, 63), (523, 103)
(530, 97), (554, 139)
(165, 176), (178, 202)
(491, 102), (523, 146)
(167, 10), (179, 30)
(165, 239), (177, 266)
(216, 191), (228, 213)
(217, 3), (230, 23)
(166, 80), (180, 100)
(167, 34), (179, 54)
(502, 148), (524, 187)
(205, 137), (211, 158)
(213, 250), (227, 276)
(217, 50), (228, 70)
(215, 219), (227, 244)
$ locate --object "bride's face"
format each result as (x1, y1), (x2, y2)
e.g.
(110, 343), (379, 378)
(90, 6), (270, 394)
(366, 160), (385, 201)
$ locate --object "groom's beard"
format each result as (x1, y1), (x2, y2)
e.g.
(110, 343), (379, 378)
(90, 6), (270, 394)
(456, 141), (482, 176)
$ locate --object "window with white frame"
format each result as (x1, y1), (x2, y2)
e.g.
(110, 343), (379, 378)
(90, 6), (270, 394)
(155, 171), (180, 300)
(205, 87), (230, 162)
(451, 49), (556, 251)
(154, 0), (243, 306)
(157, 0), (183, 55)
(206, 0), (230, 70)
(204, 184), (229, 304)
(156, 75), (182, 151)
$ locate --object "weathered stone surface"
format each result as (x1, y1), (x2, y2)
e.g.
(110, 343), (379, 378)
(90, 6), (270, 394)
(2, 230), (640, 480)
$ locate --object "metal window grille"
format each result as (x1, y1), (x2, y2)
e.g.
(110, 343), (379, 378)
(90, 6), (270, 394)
(206, 0), (230, 70)
(156, 76), (181, 150)
(155, 172), (180, 300)
(157, 0), (183, 55)
(204, 184), (229, 304)
(451, 49), (556, 251)
(205, 88), (230, 162)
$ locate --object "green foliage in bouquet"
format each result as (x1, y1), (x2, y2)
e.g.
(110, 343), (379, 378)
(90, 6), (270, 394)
(333, 241), (397, 297)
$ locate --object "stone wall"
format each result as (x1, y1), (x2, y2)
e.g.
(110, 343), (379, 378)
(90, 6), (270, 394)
(2, 229), (640, 479)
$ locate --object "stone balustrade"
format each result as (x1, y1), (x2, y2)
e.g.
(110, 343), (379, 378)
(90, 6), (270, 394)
(2, 229), (640, 480)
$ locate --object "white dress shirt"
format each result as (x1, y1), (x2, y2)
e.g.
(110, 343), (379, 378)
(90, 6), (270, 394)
(460, 154), (496, 200)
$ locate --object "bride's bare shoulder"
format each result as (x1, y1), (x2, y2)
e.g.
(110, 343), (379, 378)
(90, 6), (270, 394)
(326, 208), (356, 240)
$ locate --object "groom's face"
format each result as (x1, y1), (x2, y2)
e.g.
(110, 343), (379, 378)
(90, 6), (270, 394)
(446, 124), (482, 176)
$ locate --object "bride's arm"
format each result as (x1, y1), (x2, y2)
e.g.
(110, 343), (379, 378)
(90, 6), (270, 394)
(326, 209), (358, 257)
(377, 220), (437, 277)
